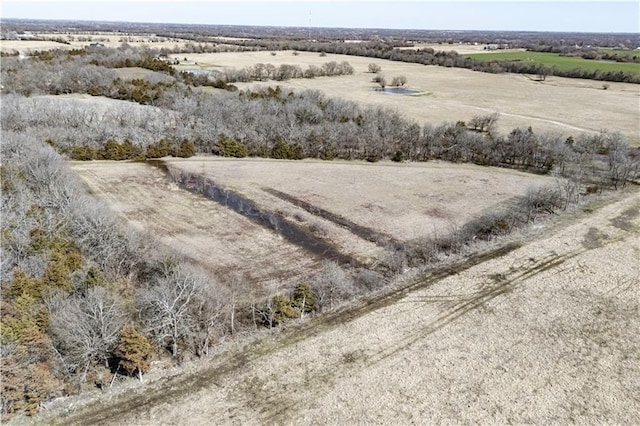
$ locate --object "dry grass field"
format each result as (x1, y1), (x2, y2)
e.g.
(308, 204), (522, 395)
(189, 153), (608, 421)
(167, 156), (553, 243)
(45, 187), (640, 425)
(70, 156), (554, 277)
(70, 161), (318, 286)
(0, 33), (193, 53)
(172, 51), (640, 145)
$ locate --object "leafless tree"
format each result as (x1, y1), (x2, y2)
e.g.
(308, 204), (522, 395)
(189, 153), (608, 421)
(391, 75), (407, 87)
(137, 264), (226, 358)
(368, 63), (381, 73)
(47, 287), (127, 381)
(469, 113), (499, 134)
(311, 261), (355, 312)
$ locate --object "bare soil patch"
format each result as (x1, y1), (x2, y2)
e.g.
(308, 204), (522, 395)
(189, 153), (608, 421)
(173, 51), (640, 145)
(44, 188), (640, 425)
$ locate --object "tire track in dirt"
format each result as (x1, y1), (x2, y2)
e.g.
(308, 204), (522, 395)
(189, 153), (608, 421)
(50, 242), (522, 426)
(51, 190), (640, 425)
(466, 104), (597, 134)
(247, 220), (639, 424)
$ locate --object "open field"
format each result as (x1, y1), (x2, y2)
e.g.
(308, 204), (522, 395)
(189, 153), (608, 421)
(70, 158), (552, 269)
(46, 186), (640, 425)
(0, 34), (194, 53)
(398, 43), (526, 55)
(597, 47), (640, 58)
(466, 50), (640, 75)
(70, 161), (318, 286)
(166, 157), (554, 243)
(112, 67), (175, 83)
(172, 51), (640, 145)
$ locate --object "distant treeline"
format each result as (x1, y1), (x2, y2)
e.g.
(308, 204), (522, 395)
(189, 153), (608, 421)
(227, 39), (640, 83)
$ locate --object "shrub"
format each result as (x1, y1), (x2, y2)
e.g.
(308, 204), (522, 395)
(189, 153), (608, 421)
(271, 295), (298, 325)
(115, 325), (154, 381)
(391, 75), (407, 87)
(309, 221), (330, 236)
(174, 140), (196, 158)
(216, 135), (248, 158)
(293, 283), (315, 315)
(70, 145), (97, 161)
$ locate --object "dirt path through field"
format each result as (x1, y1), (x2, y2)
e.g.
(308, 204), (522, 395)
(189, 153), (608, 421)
(49, 188), (640, 425)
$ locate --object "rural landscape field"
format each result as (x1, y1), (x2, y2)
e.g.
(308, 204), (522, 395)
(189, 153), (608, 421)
(48, 188), (640, 425)
(174, 50), (640, 143)
(1, 7), (639, 425)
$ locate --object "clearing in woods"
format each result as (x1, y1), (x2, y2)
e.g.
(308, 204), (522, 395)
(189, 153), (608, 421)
(46, 186), (640, 425)
(71, 157), (554, 272)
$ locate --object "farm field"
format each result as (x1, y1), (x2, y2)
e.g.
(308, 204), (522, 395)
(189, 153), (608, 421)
(48, 186), (640, 425)
(70, 158), (553, 270)
(466, 50), (640, 75)
(0, 32), (194, 53)
(166, 156), (554, 243)
(597, 47), (640, 57)
(172, 51), (640, 145)
(398, 42), (526, 55)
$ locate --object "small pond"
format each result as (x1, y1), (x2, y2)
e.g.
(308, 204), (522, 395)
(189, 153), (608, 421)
(183, 69), (218, 76)
(374, 87), (420, 95)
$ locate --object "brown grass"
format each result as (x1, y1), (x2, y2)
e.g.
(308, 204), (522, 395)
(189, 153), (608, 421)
(173, 50), (640, 145)
(42, 188), (640, 425)
(70, 157), (553, 274)
(166, 157), (554, 253)
(0, 33), (193, 53)
(70, 161), (318, 287)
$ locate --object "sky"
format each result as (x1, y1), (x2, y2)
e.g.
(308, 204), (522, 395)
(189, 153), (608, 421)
(1, 1), (638, 33)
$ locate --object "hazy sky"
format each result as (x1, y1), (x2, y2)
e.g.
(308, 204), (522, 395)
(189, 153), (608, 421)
(1, 1), (638, 33)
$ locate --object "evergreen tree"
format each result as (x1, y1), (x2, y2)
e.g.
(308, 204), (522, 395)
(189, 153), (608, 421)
(115, 325), (154, 381)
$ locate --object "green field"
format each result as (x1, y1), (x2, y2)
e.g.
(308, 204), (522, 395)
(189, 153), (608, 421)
(467, 51), (640, 75)
(597, 47), (639, 57)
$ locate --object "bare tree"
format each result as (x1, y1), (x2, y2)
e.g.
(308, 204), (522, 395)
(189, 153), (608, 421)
(376, 75), (387, 90)
(469, 113), (499, 134)
(368, 63), (381, 73)
(390, 76), (407, 87)
(137, 264), (226, 358)
(311, 261), (355, 312)
(47, 287), (127, 381)
(137, 265), (202, 358)
(607, 134), (639, 188)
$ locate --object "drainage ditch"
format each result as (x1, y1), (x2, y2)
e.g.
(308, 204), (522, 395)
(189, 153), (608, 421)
(147, 160), (362, 267)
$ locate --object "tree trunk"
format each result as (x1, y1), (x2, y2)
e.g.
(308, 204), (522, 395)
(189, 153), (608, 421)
(172, 322), (178, 358)
(230, 296), (236, 334)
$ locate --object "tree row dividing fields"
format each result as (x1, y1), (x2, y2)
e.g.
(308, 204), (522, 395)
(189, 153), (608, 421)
(466, 51), (640, 76)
